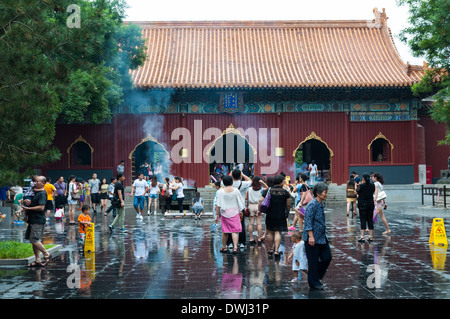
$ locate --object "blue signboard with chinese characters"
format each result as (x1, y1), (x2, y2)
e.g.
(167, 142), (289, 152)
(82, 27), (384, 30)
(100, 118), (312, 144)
(220, 93), (242, 113)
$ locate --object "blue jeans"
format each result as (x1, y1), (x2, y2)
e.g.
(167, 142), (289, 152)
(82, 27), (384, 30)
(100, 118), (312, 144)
(134, 195), (145, 210)
(193, 206), (203, 215)
(106, 202), (116, 217)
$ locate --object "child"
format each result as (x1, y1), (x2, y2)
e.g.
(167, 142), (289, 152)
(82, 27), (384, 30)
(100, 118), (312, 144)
(13, 191), (24, 224)
(287, 230), (308, 283)
(77, 204), (92, 249)
(55, 205), (65, 221)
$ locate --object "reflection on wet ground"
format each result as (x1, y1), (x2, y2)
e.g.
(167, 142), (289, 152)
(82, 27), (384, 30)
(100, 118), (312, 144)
(0, 201), (449, 299)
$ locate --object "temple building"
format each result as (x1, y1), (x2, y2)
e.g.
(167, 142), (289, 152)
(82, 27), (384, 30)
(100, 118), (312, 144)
(44, 8), (450, 186)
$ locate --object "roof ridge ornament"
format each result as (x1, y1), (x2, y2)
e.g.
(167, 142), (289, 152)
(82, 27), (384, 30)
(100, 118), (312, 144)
(367, 7), (388, 29)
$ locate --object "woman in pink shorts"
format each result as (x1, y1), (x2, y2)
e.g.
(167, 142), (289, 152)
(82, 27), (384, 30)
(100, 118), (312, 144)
(215, 175), (245, 253)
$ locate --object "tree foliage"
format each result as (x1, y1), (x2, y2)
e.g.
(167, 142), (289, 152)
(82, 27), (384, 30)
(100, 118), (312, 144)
(0, 0), (146, 185)
(397, 0), (450, 145)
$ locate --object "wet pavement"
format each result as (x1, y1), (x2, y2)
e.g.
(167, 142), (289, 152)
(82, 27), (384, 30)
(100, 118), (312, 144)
(0, 200), (450, 300)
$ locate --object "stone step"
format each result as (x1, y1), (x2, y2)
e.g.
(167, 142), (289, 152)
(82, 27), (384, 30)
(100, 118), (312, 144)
(125, 184), (351, 204)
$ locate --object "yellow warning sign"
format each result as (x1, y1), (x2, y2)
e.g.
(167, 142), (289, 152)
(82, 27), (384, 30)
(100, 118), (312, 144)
(84, 223), (95, 252)
(84, 253), (96, 280)
(429, 244), (447, 270)
(429, 218), (448, 246)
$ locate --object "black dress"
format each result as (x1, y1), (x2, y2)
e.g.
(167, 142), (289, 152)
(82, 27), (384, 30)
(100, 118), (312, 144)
(264, 187), (291, 232)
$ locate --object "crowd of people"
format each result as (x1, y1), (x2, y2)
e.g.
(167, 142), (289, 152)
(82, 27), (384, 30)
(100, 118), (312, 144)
(210, 162), (254, 184)
(211, 169), (331, 289)
(211, 168), (390, 289)
(1, 171), (184, 266)
(345, 171), (391, 242)
(1, 164), (391, 290)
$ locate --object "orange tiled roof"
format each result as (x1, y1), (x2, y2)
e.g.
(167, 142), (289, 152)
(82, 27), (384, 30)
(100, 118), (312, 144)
(129, 9), (426, 89)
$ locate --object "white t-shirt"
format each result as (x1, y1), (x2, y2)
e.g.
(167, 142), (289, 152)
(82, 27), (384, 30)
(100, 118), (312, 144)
(374, 181), (383, 192)
(247, 188), (263, 204)
(147, 181), (160, 195)
(216, 188), (245, 218)
(175, 182), (184, 198)
(292, 241), (307, 271)
(309, 164), (317, 174)
(89, 178), (100, 193)
(232, 180), (252, 201)
(133, 179), (148, 196)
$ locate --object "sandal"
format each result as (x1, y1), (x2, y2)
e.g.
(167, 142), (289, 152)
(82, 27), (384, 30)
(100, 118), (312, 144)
(267, 250), (274, 256)
(43, 253), (52, 263)
(220, 248), (228, 253)
(27, 261), (45, 267)
(232, 248), (238, 254)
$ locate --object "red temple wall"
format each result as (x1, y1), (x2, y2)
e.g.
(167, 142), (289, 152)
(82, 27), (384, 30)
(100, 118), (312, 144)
(48, 123), (114, 170)
(348, 121), (417, 165)
(44, 113), (425, 186)
(418, 115), (450, 179)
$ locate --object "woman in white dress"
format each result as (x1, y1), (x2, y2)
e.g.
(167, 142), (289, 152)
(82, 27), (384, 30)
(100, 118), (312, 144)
(308, 160), (318, 185)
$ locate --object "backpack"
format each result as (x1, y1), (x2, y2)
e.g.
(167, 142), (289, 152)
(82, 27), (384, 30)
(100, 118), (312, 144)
(162, 185), (171, 198)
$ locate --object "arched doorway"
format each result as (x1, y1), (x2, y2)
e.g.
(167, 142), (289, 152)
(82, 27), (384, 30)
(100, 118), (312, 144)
(293, 132), (333, 183)
(129, 134), (170, 182)
(368, 132), (394, 163)
(206, 124), (257, 183)
(67, 135), (93, 168)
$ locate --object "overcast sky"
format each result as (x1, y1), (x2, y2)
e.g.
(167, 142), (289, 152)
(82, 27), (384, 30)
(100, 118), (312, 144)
(123, 0), (424, 66)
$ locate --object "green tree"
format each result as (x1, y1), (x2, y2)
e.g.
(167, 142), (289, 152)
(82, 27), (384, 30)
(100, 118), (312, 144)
(397, 0), (450, 145)
(0, 0), (146, 185)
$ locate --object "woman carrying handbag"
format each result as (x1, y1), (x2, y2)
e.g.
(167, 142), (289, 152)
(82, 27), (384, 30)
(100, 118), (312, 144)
(372, 173), (391, 235)
(261, 175), (291, 258)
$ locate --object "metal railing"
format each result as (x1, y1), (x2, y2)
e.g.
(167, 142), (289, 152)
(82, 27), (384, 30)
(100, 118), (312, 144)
(422, 185), (449, 208)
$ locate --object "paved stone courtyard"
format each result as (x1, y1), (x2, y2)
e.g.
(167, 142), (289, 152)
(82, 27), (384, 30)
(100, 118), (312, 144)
(0, 200), (449, 300)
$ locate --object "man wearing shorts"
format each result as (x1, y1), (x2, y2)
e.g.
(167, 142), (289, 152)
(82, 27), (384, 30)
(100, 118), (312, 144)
(131, 173), (148, 219)
(22, 176), (51, 267)
(89, 173), (100, 213)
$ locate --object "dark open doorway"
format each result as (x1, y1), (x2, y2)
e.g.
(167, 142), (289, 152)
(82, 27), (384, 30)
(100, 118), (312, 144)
(132, 140), (168, 182)
(294, 139), (331, 182)
(208, 133), (255, 182)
